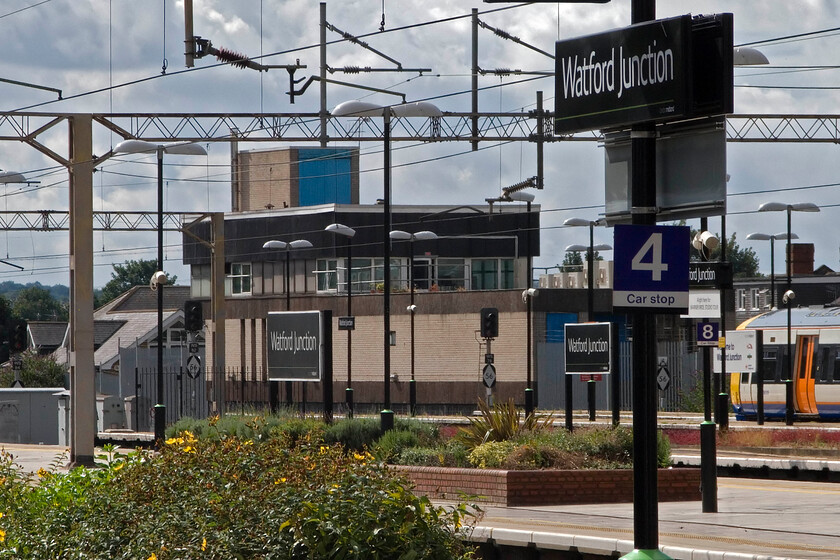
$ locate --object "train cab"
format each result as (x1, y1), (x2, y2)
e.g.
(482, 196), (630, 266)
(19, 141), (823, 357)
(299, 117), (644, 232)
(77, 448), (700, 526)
(732, 306), (840, 421)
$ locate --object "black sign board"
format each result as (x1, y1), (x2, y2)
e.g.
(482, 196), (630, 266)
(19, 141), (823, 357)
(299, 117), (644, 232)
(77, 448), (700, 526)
(564, 322), (613, 374)
(338, 316), (355, 331)
(555, 13), (732, 134)
(266, 311), (323, 382)
(689, 261), (732, 289)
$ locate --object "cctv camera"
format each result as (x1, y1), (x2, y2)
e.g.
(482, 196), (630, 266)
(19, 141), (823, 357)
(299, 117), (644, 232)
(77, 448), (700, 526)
(521, 288), (539, 302)
(406, 304), (417, 313)
(150, 271), (168, 291)
(783, 289), (795, 304)
(692, 231), (719, 251)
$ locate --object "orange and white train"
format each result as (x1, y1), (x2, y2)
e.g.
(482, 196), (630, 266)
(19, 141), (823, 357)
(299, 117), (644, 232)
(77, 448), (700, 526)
(731, 306), (840, 420)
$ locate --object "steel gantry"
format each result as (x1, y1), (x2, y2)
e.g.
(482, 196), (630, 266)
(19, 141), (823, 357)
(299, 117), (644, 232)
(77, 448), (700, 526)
(3, 113), (840, 146)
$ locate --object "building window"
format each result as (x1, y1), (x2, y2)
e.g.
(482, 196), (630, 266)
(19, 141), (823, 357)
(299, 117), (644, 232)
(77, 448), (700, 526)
(316, 259), (338, 292)
(736, 289), (747, 310)
(437, 258), (466, 291)
(472, 259), (498, 290)
(230, 263), (252, 295)
(752, 288), (762, 310)
(501, 259), (515, 289)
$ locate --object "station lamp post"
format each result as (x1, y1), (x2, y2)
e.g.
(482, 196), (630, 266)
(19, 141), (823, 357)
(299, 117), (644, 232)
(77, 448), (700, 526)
(325, 223), (357, 417)
(390, 229), (438, 416)
(262, 238), (315, 410)
(757, 202), (819, 426)
(332, 99), (441, 431)
(745, 232), (798, 310)
(0, 171), (30, 271)
(113, 139), (207, 444)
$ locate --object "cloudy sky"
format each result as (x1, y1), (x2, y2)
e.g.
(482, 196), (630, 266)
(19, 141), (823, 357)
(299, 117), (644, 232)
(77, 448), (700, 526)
(1, 0), (839, 288)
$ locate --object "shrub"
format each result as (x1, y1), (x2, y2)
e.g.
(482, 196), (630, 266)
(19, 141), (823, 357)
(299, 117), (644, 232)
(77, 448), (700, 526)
(323, 417), (382, 450)
(0, 433), (478, 559)
(501, 444), (587, 470)
(468, 441), (517, 469)
(457, 398), (555, 449)
(374, 429), (420, 461)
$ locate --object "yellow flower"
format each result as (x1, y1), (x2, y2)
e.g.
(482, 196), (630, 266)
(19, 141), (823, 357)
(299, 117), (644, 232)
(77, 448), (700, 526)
(113, 463), (124, 471)
(36, 468), (48, 478)
(147, 554), (156, 560)
(0, 528), (6, 543)
(201, 537), (207, 551)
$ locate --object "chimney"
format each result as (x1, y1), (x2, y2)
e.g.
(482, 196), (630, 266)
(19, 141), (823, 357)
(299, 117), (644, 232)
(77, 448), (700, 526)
(790, 243), (814, 275)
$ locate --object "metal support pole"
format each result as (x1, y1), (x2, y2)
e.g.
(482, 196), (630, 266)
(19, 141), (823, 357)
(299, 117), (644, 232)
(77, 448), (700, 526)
(785, 206), (794, 426)
(471, 8), (479, 151)
(718, 215), (729, 431)
(409, 242), (417, 416)
(154, 146), (166, 444)
(586, 221), (596, 420)
(699, 218), (717, 513)
(319, 2), (328, 147)
(69, 114), (96, 467)
(381, 111), (394, 431)
(525, 200), (534, 417)
(624, 0), (665, 547)
(346, 236), (354, 417)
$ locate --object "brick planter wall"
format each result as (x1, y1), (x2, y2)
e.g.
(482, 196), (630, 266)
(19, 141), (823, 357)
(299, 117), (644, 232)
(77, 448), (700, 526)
(393, 466), (701, 507)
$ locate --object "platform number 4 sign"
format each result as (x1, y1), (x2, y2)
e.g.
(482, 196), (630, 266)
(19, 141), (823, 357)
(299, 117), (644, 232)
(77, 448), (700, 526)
(612, 224), (689, 313)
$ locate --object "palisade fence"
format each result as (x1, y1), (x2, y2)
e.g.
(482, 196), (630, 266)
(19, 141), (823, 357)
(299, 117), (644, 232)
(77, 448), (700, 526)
(132, 367), (280, 432)
(128, 343), (703, 432)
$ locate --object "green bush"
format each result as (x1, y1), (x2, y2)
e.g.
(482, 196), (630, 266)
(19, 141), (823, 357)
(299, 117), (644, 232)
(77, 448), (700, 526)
(0, 434), (478, 559)
(468, 441), (517, 469)
(323, 417), (382, 450)
(457, 399), (555, 449)
(374, 429), (420, 461)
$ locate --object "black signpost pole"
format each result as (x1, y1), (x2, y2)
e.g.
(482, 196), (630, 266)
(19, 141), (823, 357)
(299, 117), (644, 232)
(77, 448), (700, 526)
(627, 0), (664, 557)
(699, 218), (717, 514)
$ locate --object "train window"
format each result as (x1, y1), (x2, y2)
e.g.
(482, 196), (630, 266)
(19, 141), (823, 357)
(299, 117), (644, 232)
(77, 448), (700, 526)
(834, 349), (840, 382)
(762, 349), (779, 382)
(797, 343), (809, 379)
(818, 347), (830, 382)
(743, 372), (751, 384)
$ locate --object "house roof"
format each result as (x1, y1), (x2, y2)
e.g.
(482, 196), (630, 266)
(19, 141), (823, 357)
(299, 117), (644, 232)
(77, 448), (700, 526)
(53, 285), (192, 370)
(28, 321), (67, 349)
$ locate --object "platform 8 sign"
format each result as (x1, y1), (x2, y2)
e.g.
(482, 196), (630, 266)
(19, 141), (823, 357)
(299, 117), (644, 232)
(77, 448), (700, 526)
(612, 224), (689, 313)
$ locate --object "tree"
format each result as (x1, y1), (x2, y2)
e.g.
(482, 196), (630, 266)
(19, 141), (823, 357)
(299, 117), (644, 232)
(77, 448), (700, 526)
(0, 351), (66, 388)
(97, 260), (178, 307)
(561, 250), (605, 272)
(11, 286), (68, 321)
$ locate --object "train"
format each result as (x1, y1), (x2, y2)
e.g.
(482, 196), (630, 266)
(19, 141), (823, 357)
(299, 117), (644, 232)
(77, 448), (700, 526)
(731, 305), (840, 420)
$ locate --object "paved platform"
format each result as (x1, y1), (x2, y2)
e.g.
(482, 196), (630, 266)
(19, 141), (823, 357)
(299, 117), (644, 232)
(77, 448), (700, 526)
(467, 477), (840, 559)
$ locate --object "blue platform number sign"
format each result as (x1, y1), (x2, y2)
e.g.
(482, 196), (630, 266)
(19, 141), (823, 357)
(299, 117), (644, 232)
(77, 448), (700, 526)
(612, 224), (689, 313)
(696, 321), (719, 347)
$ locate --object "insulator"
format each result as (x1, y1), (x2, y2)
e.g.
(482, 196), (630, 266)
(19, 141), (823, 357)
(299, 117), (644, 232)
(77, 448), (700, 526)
(215, 47), (252, 69)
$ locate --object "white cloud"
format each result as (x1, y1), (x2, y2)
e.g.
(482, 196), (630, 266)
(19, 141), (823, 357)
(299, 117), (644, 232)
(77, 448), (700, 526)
(1, 1), (839, 285)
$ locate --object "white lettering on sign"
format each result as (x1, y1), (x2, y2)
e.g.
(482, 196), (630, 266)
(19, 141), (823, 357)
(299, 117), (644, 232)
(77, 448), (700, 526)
(560, 43), (674, 102)
(270, 330), (317, 355)
(567, 337), (609, 354)
(631, 232), (668, 281)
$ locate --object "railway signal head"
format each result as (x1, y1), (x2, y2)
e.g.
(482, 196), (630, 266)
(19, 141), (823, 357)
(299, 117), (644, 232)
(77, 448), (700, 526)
(480, 307), (499, 339)
(184, 300), (204, 332)
(10, 321), (27, 353)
